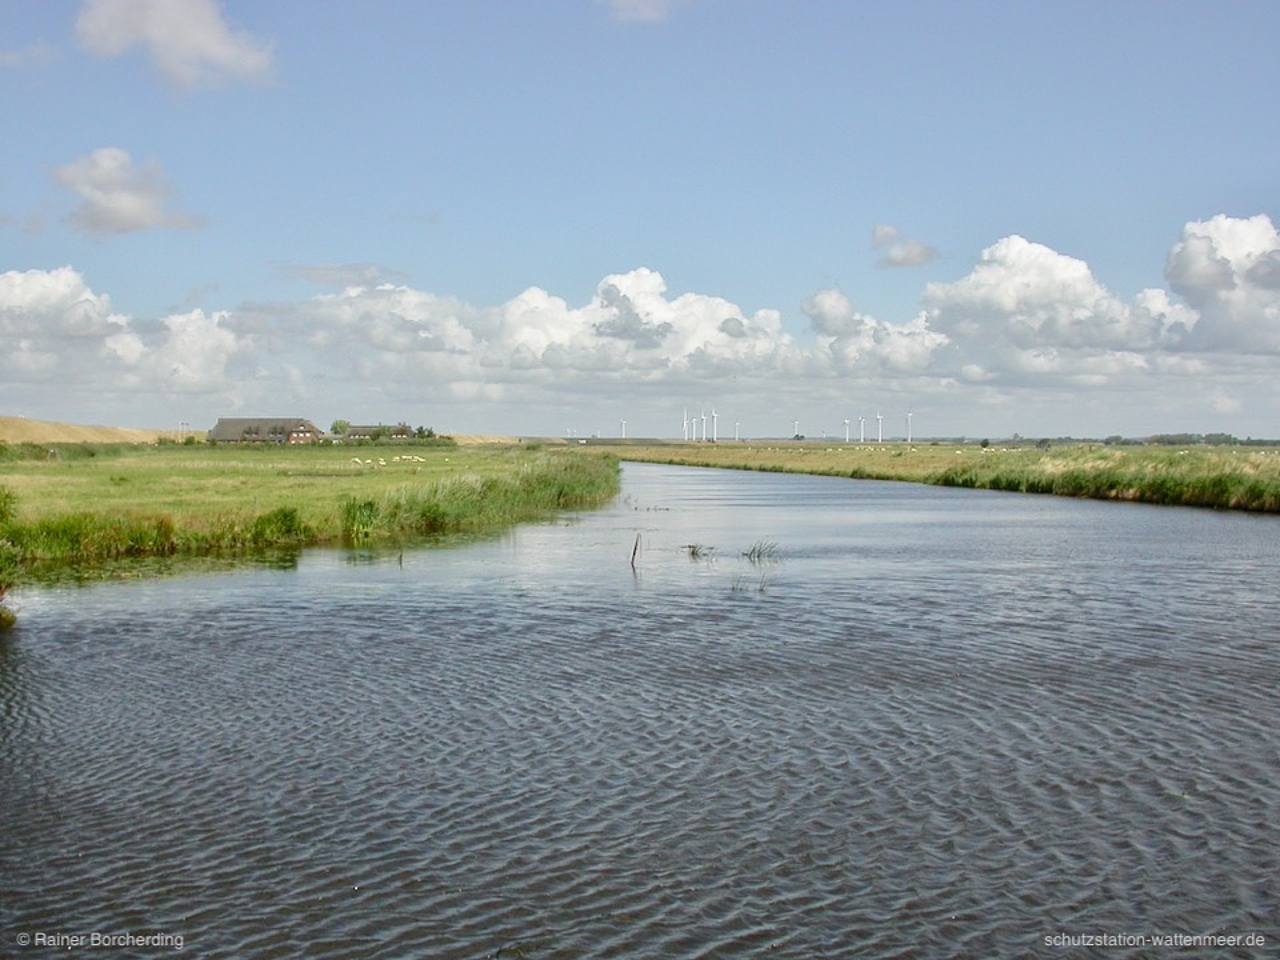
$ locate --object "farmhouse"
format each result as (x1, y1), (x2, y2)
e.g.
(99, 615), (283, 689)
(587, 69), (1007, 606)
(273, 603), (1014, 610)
(343, 422), (416, 442)
(208, 417), (324, 444)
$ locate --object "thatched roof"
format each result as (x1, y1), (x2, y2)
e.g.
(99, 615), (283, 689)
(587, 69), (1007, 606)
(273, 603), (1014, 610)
(208, 417), (322, 442)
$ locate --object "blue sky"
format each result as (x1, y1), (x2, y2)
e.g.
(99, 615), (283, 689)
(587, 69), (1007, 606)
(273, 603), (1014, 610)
(3, 0), (1278, 439)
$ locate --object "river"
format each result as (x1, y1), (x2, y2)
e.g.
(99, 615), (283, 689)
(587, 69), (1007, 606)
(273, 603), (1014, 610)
(2, 462), (1276, 957)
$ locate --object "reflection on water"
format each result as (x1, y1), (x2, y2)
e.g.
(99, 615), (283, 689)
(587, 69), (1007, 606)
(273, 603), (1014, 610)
(2, 463), (1277, 958)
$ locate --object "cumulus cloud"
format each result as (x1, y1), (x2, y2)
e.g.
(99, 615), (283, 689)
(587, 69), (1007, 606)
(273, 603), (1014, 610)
(150, 309), (247, 391)
(55, 147), (199, 234)
(75, 0), (273, 89)
(907, 220), (1280, 428)
(0, 266), (250, 405)
(1166, 214), (1280, 352)
(0, 266), (141, 384)
(243, 267), (794, 401)
(873, 223), (938, 268)
(923, 235), (1195, 373)
(803, 289), (948, 374)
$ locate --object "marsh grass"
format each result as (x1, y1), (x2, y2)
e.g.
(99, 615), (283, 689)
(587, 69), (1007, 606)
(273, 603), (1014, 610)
(616, 442), (1280, 513)
(0, 444), (619, 587)
(745, 539), (781, 564)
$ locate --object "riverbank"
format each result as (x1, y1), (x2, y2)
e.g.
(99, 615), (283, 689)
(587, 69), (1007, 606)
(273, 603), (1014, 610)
(611, 441), (1280, 513)
(0, 442), (619, 595)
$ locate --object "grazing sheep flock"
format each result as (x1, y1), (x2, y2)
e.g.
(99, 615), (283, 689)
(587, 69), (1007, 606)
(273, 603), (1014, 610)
(350, 454), (428, 466)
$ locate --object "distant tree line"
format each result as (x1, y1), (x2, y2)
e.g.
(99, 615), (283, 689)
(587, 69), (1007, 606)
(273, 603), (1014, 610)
(1124, 433), (1270, 447)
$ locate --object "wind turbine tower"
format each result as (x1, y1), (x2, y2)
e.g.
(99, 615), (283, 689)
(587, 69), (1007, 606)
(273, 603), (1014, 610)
(793, 418), (800, 438)
(735, 419), (740, 441)
(620, 418), (627, 439)
(859, 416), (866, 443)
(682, 408), (689, 441)
(701, 410), (708, 442)
(906, 409), (913, 444)
(712, 409), (718, 442)
(877, 412), (884, 443)
(844, 418), (851, 443)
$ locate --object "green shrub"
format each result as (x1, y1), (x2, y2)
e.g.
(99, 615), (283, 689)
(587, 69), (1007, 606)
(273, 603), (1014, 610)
(0, 486), (15, 525)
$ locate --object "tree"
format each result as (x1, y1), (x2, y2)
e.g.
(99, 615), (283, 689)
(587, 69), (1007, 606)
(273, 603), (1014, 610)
(330, 420), (350, 436)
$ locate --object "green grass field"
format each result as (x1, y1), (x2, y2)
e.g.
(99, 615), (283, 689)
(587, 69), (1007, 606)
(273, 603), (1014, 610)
(0, 442), (619, 591)
(612, 440), (1280, 512)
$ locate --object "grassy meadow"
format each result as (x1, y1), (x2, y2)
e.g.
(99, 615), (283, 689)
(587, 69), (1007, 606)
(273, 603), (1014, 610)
(0, 441), (619, 592)
(612, 440), (1280, 513)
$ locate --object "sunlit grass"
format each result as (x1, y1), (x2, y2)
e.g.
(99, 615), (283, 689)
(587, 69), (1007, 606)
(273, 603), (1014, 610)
(0, 443), (619, 588)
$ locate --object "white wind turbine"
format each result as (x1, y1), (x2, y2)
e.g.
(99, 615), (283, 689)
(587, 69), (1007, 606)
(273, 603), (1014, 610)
(859, 415), (866, 443)
(701, 409), (708, 442)
(793, 418), (800, 438)
(712, 409), (718, 442)
(906, 409), (913, 444)
(734, 418), (741, 441)
(620, 418), (626, 439)
(876, 412), (884, 443)
(843, 418), (851, 443)
(682, 408), (689, 441)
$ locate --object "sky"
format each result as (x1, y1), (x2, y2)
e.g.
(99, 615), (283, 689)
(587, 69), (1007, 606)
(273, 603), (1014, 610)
(2, 0), (1278, 440)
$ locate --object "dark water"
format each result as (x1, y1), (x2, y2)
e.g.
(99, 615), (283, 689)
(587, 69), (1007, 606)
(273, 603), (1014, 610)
(2, 463), (1277, 958)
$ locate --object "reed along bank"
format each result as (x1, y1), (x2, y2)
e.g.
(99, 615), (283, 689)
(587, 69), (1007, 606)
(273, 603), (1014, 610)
(610, 441), (1280, 513)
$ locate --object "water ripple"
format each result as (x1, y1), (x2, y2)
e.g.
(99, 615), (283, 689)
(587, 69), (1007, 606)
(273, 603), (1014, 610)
(3, 466), (1278, 957)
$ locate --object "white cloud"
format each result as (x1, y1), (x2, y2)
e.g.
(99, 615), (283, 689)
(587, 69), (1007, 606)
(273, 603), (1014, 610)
(5, 219), (1280, 436)
(924, 235), (1193, 359)
(0, 265), (128, 340)
(0, 266), (137, 385)
(1166, 214), (1280, 353)
(54, 147), (199, 234)
(151, 309), (246, 391)
(873, 223), (938, 268)
(247, 267), (794, 400)
(75, 0), (273, 89)
(0, 267), (250, 408)
(803, 289), (948, 374)
(904, 220), (1280, 433)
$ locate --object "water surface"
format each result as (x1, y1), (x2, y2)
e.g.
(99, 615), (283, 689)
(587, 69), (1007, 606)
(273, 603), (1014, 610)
(2, 463), (1277, 957)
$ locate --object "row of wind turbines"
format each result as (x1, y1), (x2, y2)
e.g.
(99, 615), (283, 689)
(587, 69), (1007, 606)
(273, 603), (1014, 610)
(682, 408), (732, 442)
(838, 410), (914, 443)
(681, 408), (914, 443)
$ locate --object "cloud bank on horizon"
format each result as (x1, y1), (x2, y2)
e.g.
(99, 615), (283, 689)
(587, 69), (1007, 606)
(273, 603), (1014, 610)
(4, 213), (1277, 436)
(2, 0), (1277, 438)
